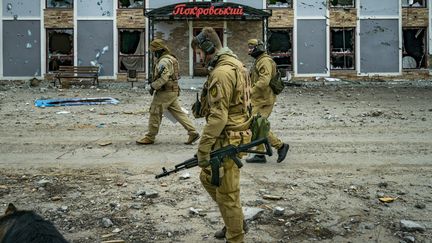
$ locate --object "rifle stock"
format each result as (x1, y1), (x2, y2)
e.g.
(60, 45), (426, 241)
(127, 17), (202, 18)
(155, 137), (273, 185)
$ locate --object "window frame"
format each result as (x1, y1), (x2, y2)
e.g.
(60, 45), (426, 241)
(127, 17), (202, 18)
(46, 28), (74, 73)
(267, 0), (293, 9)
(45, 0), (73, 9)
(402, 0), (427, 8)
(268, 28), (293, 72)
(330, 27), (355, 70)
(402, 27), (428, 69)
(118, 0), (145, 9)
(118, 28), (146, 73)
(329, 0), (355, 8)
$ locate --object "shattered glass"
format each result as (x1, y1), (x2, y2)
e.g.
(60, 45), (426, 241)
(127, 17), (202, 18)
(47, 0), (73, 8)
(119, 0), (144, 8)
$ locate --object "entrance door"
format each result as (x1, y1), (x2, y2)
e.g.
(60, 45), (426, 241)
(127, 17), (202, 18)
(193, 28), (223, 76)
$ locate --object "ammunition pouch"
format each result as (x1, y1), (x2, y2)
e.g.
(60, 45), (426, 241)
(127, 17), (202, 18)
(250, 113), (270, 141)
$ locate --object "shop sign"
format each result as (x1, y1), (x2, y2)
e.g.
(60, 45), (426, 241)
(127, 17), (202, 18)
(172, 4), (244, 18)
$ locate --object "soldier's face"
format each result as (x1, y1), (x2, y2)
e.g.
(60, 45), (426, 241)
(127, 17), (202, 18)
(196, 48), (212, 67)
(248, 45), (255, 55)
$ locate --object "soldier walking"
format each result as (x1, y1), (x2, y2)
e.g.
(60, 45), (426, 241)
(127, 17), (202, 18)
(191, 27), (251, 243)
(136, 39), (200, 145)
(246, 39), (289, 163)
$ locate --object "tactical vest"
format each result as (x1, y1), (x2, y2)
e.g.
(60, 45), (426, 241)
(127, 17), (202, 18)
(165, 55), (180, 81)
(192, 58), (251, 119)
(160, 54), (180, 92)
(230, 63), (251, 117)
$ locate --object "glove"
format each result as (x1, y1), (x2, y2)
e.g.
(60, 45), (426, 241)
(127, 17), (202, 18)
(197, 151), (210, 168)
(149, 87), (155, 96)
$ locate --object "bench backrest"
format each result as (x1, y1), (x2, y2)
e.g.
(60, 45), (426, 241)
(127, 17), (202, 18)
(58, 66), (99, 74)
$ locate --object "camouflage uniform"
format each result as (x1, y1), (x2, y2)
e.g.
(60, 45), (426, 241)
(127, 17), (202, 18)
(246, 39), (289, 162)
(197, 48), (252, 243)
(249, 45), (284, 151)
(137, 39), (199, 145)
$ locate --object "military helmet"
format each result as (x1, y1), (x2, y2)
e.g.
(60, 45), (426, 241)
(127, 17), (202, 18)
(248, 39), (265, 58)
(150, 39), (169, 52)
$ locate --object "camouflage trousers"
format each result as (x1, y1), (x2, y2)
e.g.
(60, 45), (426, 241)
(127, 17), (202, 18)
(252, 103), (283, 150)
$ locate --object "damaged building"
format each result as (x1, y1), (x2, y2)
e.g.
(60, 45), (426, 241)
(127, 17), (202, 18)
(0, 0), (431, 82)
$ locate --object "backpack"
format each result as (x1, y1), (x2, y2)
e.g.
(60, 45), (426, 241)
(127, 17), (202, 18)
(269, 68), (285, 95)
(250, 113), (270, 141)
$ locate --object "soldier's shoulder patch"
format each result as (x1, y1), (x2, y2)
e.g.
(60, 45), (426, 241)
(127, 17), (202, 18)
(210, 85), (218, 97)
(207, 81), (223, 105)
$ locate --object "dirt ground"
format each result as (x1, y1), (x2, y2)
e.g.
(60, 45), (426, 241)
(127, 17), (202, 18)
(0, 80), (431, 243)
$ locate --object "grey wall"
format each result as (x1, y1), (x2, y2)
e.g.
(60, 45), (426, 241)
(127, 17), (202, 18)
(77, 21), (114, 76)
(2, 0), (40, 18)
(359, 0), (399, 16)
(77, 0), (113, 17)
(229, 0), (263, 9)
(359, 19), (399, 73)
(296, 0), (326, 17)
(3, 20), (41, 76)
(296, 20), (327, 74)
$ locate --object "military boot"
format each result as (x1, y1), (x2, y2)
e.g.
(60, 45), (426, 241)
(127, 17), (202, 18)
(184, 133), (200, 145)
(214, 220), (249, 239)
(136, 137), (154, 145)
(246, 154), (267, 163)
(277, 143), (289, 163)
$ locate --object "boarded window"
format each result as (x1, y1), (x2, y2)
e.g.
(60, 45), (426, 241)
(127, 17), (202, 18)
(359, 19), (399, 73)
(46, 0), (73, 8)
(119, 29), (145, 72)
(331, 28), (355, 70)
(47, 29), (73, 72)
(118, 0), (144, 8)
(77, 0), (113, 17)
(402, 28), (427, 69)
(268, 29), (292, 74)
(296, 20), (327, 75)
(402, 0), (426, 7)
(268, 0), (292, 8)
(330, 0), (354, 7)
(77, 20), (114, 76)
(3, 20), (41, 76)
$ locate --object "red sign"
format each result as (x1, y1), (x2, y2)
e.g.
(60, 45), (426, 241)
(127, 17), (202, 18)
(172, 4), (244, 18)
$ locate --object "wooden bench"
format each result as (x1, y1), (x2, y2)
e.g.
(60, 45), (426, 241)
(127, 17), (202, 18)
(54, 66), (99, 86)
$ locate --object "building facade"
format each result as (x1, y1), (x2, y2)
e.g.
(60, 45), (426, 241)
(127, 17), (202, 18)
(0, 0), (431, 82)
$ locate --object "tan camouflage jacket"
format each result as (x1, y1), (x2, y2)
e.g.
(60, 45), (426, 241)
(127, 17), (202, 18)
(250, 53), (277, 107)
(197, 48), (252, 161)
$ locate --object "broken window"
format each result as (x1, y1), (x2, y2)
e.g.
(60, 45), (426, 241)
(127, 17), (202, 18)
(268, 28), (292, 75)
(330, 0), (355, 8)
(402, 28), (427, 69)
(118, 0), (144, 8)
(330, 28), (355, 70)
(268, 0), (292, 8)
(46, 0), (73, 8)
(402, 0), (426, 7)
(119, 29), (145, 73)
(47, 29), (73, 72)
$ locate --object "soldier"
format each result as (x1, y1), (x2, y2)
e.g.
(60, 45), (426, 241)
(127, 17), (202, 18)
(136, 39), (200, 145)
(191, 27), (251, 243)
(246, 39), (289, 163)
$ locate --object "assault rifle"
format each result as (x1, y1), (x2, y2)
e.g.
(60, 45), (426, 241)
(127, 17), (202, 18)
(155, 137), (273, 186)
